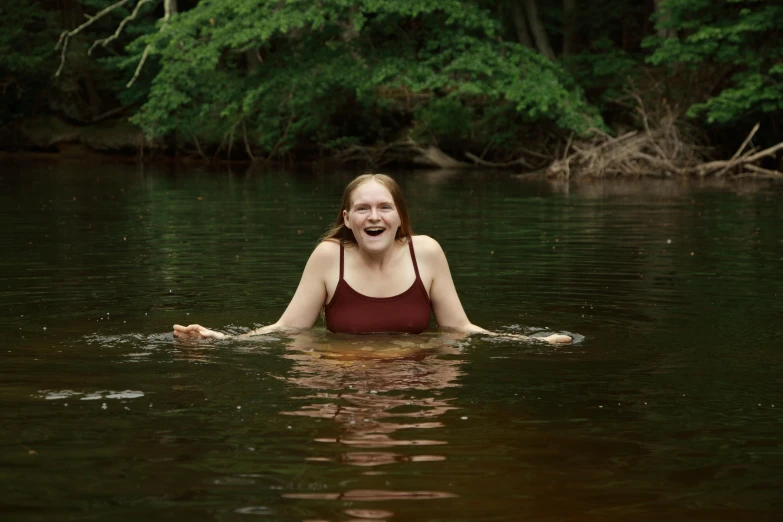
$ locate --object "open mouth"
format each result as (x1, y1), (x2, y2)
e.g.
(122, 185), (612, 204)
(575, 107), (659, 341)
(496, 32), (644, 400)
(365, 227), (385, 237)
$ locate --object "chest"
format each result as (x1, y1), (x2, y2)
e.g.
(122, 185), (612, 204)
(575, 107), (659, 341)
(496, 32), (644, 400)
(343, 260), (417, 297)
(325, 248), (431, 303)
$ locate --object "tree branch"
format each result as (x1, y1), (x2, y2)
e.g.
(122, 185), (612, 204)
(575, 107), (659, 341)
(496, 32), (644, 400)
(715, 122), (759, 177)
(126, 44), (151, 87)
(191, 132), (207, 161)
(242, 118), (256, 161)
(465, 152), (535, 169)
(267, 110), (295, 161)
(743, 164), (783, 178)
(126, 0), (175, 87)
(89, 0), (156, 56)
(55, 0), (134, 78)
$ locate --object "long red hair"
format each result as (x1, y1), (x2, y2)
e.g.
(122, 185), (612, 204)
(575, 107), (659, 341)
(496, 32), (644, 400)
(321, 174), (413, 244)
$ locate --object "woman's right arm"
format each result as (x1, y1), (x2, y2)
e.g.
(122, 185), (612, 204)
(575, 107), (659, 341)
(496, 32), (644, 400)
(173, 242), (336, 340)
(417, 236), (571, 344)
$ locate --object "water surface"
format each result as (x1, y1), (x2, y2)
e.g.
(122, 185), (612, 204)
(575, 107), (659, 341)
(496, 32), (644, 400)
(1, 160), (782, 521)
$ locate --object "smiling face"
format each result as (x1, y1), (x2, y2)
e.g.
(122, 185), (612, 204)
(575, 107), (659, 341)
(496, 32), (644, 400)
(343, 179), (402, 253)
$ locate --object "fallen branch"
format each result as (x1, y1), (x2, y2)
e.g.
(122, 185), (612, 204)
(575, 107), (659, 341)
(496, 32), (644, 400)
(90, 104), (130, 123)
(412, 144), (469, 168)
(464, 152), (535, 169)
(687, 139), (783, 176)
(743, 164), (783, 178)
(715, 122), (760, 177)
(546, 117), (783, 178)
(737, 141), (783, 164)
(630, 90), (672, 165)
(517, 146), (552, 161)
(334, 138), (470, 169)
(545, 92), (714, 178)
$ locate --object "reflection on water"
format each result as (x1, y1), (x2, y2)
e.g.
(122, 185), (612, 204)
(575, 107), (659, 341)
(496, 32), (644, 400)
(37, 389), (145, 400)
(284, 490), (456, 501)
(2, 162), (782, 521)
(278, 332), (465, 511)
(545, 176), (779, 198)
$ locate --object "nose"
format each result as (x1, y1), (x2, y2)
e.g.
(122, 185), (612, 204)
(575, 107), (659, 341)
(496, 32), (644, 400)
(369, 208), (380, 221)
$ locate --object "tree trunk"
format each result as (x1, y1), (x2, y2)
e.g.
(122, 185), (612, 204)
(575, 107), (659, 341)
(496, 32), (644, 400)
(245, 50), (260, 73)
(510, 2), (533, 49)
(563, 0), (577, 56)
(83, 74), (103, 119)
(164, 0), (177, 19)
(523, 0), (555, 59)
(653, 0), (677, 40)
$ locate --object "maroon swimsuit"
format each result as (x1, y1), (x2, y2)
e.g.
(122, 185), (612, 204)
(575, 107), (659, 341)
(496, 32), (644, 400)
(324, 238), (432, 334)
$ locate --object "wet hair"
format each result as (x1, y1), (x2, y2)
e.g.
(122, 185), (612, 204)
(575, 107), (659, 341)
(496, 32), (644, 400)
(321, 173), (413, 244)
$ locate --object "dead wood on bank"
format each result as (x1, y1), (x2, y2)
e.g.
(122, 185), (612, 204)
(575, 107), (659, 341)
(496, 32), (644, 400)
(546, 119), (783, 180)
(335, 94), (783, 179)
(335, 139), (549, 170)
(546, 93), (783, 179)
(336, 139), (472, 169)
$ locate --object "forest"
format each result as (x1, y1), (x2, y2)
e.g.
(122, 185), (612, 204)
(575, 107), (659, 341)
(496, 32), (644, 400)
(2, 0), (782, 177)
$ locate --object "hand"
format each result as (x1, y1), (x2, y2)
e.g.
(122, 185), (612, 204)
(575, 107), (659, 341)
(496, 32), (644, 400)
(173, 324), (227, 340)
(542, 334), (572, 344)
(486, 331), (572, 344)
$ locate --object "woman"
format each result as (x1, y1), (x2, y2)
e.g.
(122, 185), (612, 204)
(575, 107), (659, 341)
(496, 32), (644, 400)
(174, 174), (571, 343)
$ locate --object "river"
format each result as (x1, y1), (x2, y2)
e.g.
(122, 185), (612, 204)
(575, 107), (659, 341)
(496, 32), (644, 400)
(1, 158), (781, 521)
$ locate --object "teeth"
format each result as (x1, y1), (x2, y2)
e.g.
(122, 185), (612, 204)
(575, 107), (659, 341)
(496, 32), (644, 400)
(366, 228), (383, 231)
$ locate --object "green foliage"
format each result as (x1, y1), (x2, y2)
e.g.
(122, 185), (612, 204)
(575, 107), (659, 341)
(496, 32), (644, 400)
(0, 0), (162, 125)
(0, 1), (57, 122)
(127, 0), (601, 156)
(565, 38), (638, 111)
(646, 0), (783, 124)
(19, 0), (783, 158)
(0, 2), (49, 74)
(413, 98), (473, 140)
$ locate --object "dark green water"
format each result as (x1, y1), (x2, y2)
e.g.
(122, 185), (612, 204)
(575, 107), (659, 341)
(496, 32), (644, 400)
(1, 159), (782, 521)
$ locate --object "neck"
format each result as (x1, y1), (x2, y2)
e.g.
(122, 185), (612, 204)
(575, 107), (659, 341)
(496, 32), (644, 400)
(354, 239), (404, 268)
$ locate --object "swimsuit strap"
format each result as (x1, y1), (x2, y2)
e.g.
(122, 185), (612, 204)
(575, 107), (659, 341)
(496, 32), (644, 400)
(341, 239), (418, 282)
(339, 242), (345, 281)
(408, 238), (421, 280)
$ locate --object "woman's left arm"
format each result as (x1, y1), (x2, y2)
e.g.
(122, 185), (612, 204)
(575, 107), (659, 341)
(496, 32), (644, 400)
(420, 236), (484, 333)
(421, 236), (571, 344)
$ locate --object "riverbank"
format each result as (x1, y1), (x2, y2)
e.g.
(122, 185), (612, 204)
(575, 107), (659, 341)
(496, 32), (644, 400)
(5, 113), (783, 181)
(3, 115), (152, 158)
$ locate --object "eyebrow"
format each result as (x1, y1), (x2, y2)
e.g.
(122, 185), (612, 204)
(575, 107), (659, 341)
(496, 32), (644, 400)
(352, 200), (394, 208)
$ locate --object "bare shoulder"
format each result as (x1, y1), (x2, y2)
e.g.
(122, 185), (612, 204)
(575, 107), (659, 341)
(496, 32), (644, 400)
(411, 235), (446, 260)
(306, 240), (340, 270)
(315, 238), (341, 252)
